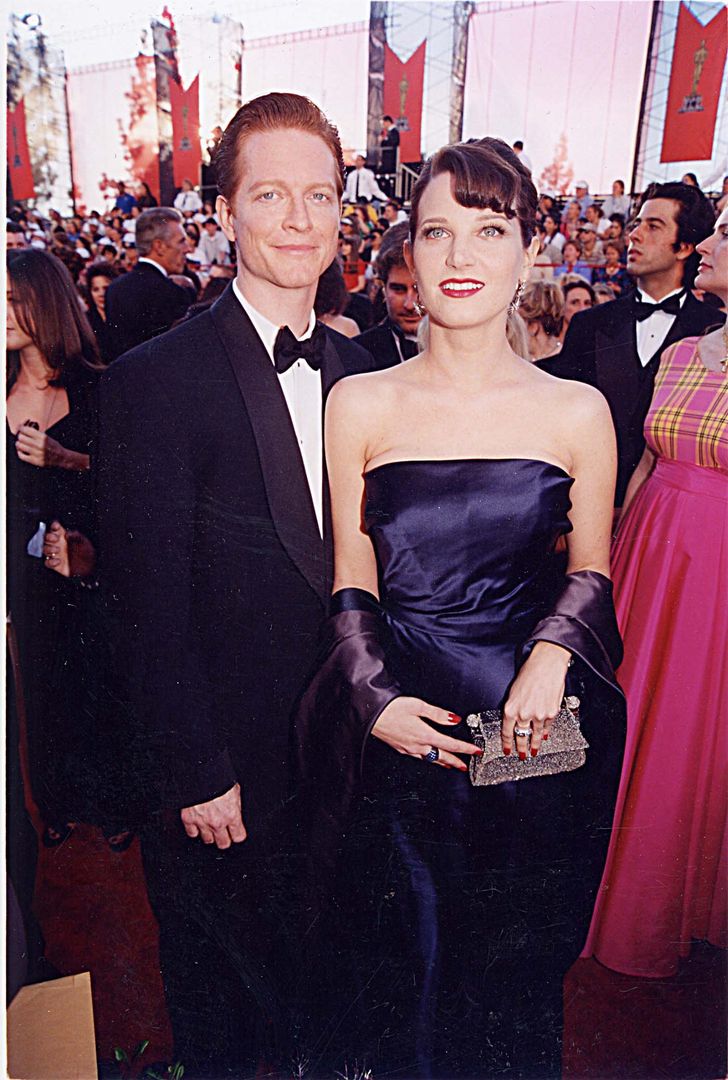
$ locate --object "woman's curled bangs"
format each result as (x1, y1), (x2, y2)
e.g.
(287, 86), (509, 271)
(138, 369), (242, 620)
(409, 138), (537, 247)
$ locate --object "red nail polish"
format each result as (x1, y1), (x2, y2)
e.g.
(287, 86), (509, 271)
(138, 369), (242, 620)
(543, 733), (549, 741)
(473, 748), (484, 756)
(518, 751), (527, 761)
(531, 748), (538, 757)
(448, 713), (462, 723)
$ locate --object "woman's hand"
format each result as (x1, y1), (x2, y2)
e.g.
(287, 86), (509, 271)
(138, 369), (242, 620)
(501, 641), (571, 760)
(372, 696), (481, 771)
(43, 521), (96, 579)
(15, 424), (90, 470)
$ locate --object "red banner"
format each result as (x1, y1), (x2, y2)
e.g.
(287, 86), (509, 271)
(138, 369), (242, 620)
(383, 41), (426, 163)
(169, 74), (201, 187)
(660, 3), (727, 163)
(7, 100), (36, 201)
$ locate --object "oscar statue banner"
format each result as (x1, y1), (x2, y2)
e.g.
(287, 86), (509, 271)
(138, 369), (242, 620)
(7, 99), (36, 201)
(660, 2), (727, 163)
(383, 41), (426, 163)
(169, 74), (201, 187)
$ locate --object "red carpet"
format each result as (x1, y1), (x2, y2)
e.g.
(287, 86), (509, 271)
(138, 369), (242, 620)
(33, 830), (726, 1078)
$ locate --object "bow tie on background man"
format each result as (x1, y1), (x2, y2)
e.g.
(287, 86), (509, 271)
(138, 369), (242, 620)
(633, 290), (685, 322)
(273, 323), (327, 374)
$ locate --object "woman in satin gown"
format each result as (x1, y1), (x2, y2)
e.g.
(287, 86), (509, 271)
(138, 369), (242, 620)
(297, 140), (626, 1078)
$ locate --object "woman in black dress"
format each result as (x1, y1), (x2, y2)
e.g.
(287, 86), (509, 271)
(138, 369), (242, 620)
(7, 249), (104, 845)
(84, 262), (119, 363)
(298, 140), (626, 1078)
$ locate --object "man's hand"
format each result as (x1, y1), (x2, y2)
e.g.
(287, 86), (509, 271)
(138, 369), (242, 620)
(180, 783), (247, 850)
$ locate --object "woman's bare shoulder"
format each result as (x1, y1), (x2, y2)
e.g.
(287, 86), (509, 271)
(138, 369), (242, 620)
(527, 363), (611, 420)
(327, 365), (412, 413)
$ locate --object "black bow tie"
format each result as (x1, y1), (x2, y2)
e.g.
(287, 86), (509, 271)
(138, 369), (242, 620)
(273, 322), (326, 374)
(633, 291), (685, 322)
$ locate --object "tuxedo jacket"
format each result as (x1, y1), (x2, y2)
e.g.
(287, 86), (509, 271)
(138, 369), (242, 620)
(354, 318), (405, 371)
(105, 261), (193, 361)
(96, 285), (374, 829)
(544, 292), (723, 505)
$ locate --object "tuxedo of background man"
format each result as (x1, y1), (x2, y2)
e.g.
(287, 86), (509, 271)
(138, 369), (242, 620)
(355, 220), (422, 369)
(105, 208), (192, 360)
(96, 97), (373, 1076)
(544, 184), (722, 506)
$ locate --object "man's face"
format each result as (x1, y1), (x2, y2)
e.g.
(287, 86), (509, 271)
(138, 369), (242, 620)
(627, 198), (687, 281)
(564, 287), (593, 323)
(6, 232), (26, 250)
(204, 221), (217, 236)
(218, 127), (340, 301)
(576, 186), (587, 199)
(355, 155), (365, 170)
(384, 264), (421, 336)
(383, 204), (397, 223)
(153, 223), (188, 275)
(580, 229), (596, 251)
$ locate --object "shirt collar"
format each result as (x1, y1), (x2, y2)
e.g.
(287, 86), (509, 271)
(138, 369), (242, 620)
(232, 278), (315, 364)
(138, 256), (168, 278)
(635, 285), (686, 307)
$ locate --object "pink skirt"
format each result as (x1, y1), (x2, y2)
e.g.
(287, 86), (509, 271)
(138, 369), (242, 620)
(583, 459), (728, 977)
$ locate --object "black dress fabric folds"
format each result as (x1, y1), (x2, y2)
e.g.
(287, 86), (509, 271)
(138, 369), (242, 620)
(294, 458), (626, 1079)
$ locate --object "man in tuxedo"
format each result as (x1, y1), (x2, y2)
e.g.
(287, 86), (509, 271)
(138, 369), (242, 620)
(545, 182), (721, 507)
(355, 221), (422, 368)
(96, 92), (372, 1076)
(105, 207), (193, 358)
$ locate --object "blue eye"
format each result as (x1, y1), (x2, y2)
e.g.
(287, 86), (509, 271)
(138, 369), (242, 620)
(423, 226), (448, 239)
(482, 224), (505, 237)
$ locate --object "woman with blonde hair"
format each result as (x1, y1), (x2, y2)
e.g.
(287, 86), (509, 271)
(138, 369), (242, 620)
(519, 280), (564, 363)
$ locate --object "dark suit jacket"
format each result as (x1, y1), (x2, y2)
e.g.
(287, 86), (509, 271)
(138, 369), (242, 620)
(354, 319), (403, 370)
(96, 285), (373, 829)
(105, 261), (193, 360)
(544, 293), (723, 505)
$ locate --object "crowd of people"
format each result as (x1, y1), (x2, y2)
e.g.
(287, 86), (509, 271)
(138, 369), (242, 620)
(6, 91), (727, 1080)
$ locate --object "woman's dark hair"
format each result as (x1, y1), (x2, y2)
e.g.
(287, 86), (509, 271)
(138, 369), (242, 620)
(7, 249), (102, 385)
(314, 260), (349, 317)
(409, 138), (537, 247)
(186, 222), (201, 244)
(85, 262), (120, 314)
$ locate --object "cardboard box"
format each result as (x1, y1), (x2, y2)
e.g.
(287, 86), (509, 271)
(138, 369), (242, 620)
(7, 972), (98, 1079)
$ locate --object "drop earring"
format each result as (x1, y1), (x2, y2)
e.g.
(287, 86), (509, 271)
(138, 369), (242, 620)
(413, 283), (427, 317)
(509, 280), (525, 314)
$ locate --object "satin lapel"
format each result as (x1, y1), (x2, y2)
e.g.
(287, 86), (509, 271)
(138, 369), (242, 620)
(320, 334), (347, 598)
(210, 286), (328, 604)
(593, 302), (640, 424)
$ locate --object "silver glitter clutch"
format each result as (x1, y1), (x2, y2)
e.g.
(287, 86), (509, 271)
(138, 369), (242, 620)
(466, 696), (588, 786)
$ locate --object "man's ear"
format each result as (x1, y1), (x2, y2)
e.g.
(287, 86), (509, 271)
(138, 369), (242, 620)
(217, 194), (236, 245)
(675, 240), (694, 264)
(403, 238), (414, 276)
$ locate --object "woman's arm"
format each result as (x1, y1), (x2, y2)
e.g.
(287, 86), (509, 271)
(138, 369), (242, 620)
(15, 424), (90, 470)
(501, 384), (617, 758)
(618, 445), (655, 524)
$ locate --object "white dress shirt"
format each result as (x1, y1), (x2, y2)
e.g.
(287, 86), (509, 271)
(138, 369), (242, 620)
(232, 280), (324, 535)
(343, 167), (388, 204)
(634, 286), (686, 367)
(174, 189), (203, 214)
(138, 256), (168, 277)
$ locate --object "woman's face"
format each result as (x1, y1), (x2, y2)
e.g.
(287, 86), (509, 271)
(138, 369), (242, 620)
(695, 208), (728, 299)
(566, 201), (580, 221)
(563, 287), (593, 324)
(608, 220), (623, 240)
(6, 284), (35, 352)
(90, 275), (111, 312)
(604, 245), (620, 266)
(563, 242), (579, 264)
(543, 215), (557, 235)
(406, 171), (535, 331)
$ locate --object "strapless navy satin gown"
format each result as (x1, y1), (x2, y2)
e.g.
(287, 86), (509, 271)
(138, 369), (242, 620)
(340, 459), (619, 1079)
